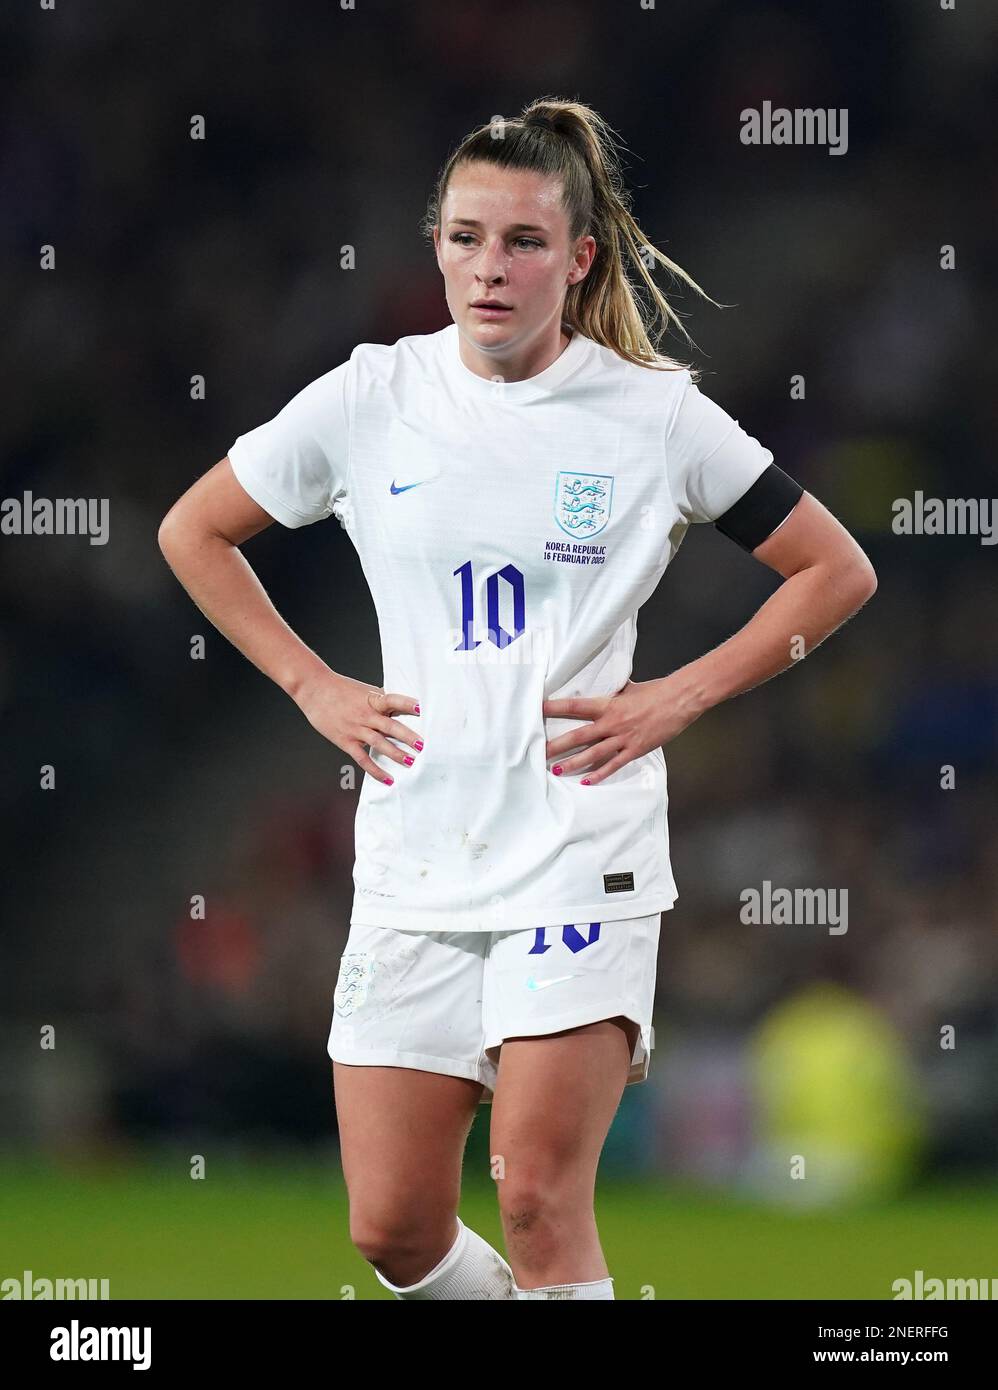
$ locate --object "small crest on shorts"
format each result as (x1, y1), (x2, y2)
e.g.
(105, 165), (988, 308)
(334, 952), (374, 1017)
(554, 471), (614, 538)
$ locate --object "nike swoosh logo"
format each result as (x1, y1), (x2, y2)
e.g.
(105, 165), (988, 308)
(526, 974), (578, 991)
(390, 479), (429, 494)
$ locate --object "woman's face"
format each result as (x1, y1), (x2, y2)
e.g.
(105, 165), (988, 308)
(434, 160), (594, 361)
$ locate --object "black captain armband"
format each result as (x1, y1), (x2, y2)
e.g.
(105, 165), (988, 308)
(713, 464), (804, 553)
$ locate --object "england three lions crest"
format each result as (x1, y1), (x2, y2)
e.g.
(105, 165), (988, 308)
(554, 471), (614, 538)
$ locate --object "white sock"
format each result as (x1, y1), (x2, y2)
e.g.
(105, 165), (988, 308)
(374, 1218), (515, 1300)
(514, 1277), (615, 1300)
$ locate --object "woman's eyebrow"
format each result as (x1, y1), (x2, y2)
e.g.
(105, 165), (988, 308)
(449, 218), (549, 233)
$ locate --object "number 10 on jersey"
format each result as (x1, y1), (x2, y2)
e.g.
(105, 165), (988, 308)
(454, 560), (526, 650)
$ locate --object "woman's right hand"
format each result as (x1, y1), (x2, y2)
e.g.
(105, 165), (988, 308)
(294, 669), (422, 786)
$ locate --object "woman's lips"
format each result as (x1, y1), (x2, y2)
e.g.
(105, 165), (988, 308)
(471, 304), (513, 317)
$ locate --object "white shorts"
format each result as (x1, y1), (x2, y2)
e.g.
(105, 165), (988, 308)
(327, 914), (660, 1104)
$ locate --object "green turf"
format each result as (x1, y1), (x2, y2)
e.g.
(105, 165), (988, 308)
(2, 1154), (996, 1300)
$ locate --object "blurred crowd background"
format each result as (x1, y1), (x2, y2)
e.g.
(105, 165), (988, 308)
(1, 0), (996, 1207)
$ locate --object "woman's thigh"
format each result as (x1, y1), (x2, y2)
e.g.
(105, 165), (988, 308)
(333, 1061), (483, 1219)
(488, 1016), (638, 1190)
(483, 914), (659, 1181)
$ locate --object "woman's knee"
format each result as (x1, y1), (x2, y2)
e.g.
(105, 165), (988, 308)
(349, 1202), (456, 1273)
(495, 1172), (592, 1241)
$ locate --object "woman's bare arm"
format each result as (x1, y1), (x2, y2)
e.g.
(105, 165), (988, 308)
(157, 458), (421, 783)
(672, 491), (877, 717)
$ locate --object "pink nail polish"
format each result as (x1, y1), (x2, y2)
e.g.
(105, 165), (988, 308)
(414, 703), (421, 714)
(385, 776), (394, 786)
(404, 755), (414, 766)
(581, 778), (591, 785)
(552, 765), (563, 776)
(414, 740), (424, 751)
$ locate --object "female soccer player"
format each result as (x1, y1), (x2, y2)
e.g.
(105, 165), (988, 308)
(159, 98), (876, 1300)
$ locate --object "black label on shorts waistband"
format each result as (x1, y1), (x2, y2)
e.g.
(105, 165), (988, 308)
(603, 871), (635, 894)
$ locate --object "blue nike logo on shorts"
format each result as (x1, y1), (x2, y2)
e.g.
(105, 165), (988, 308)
(390, 479), (425, 493)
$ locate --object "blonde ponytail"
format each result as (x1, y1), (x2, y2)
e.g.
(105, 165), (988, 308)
(422, 96), (724, 378)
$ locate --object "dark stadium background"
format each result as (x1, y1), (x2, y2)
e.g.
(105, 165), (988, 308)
(1, 0), (996, 1299)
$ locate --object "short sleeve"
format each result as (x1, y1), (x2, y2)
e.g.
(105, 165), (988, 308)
(227, 358), (352, 528)
(665, 372), (773, 525)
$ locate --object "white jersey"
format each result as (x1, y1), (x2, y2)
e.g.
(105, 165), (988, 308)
(228, 323), (774, 932)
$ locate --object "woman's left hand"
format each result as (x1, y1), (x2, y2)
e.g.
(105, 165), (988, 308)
(542, 676), (702, 785)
